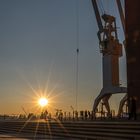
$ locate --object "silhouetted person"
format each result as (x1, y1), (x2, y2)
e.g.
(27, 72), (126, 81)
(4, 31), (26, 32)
(85, 110), (88, 120)
(80, 111), (84, 120)
(75, 111), (78, 120)
(68, 112), (71, 120)
(59, 111), (63, 121)
(64, 112), (67, 120)
(129, 97), (137, 120)
(72, 111), (74, 120)
(91, 111), (94, 120)
(44, 109), (48, 120)
(88, 111), (91, 120)
(48, 113), (51, 120)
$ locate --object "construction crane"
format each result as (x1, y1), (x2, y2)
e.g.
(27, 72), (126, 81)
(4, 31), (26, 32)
(91, 0), (127, 117)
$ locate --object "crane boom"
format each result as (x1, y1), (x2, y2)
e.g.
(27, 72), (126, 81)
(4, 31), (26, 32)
(116, 0), (125, 33)
(91, 0), (103, 32)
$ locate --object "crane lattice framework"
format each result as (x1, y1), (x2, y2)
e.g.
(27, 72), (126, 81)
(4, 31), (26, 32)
(91, 0), (127, 117)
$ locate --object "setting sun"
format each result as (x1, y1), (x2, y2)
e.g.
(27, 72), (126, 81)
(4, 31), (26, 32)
(38, 97), (48, 107)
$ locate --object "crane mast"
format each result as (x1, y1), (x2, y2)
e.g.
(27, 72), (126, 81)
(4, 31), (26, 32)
(91, 0), (127, 117)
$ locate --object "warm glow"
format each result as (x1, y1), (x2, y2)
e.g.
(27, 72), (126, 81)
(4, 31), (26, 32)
(38, 97), (48, 107)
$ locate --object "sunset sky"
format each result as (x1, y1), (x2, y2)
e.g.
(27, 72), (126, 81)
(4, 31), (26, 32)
(0, 0), (126, 115)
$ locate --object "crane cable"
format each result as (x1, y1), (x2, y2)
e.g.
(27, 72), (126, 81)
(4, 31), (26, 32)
(75, 0), (79, 111)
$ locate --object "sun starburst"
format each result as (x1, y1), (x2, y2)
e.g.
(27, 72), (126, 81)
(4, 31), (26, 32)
(38, 97), (48, 107)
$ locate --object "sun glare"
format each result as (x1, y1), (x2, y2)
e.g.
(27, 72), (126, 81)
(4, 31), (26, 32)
(38, 97), (48, 107)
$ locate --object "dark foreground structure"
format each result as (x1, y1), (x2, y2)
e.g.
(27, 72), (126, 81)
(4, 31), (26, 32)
(126, 0), (140, 119)
(0, 121), (140, 140)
